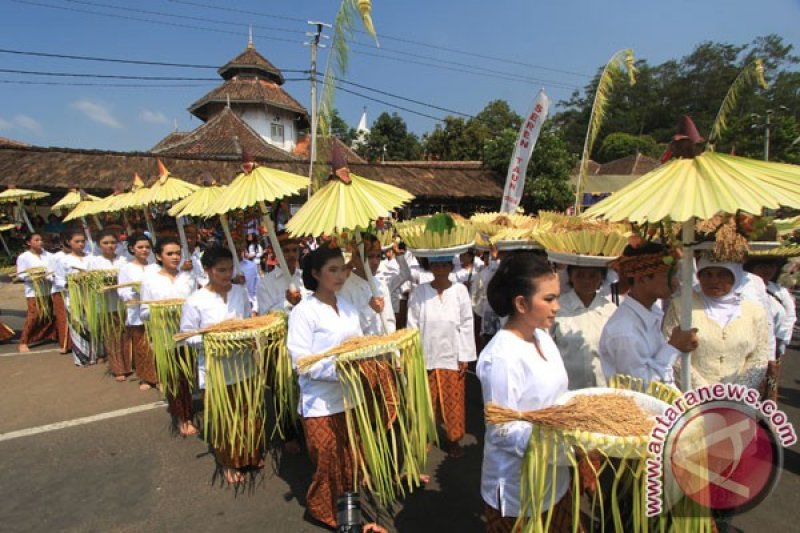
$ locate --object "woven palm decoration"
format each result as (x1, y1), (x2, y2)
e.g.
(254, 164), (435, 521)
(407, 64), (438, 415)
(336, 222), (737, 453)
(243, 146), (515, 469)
(747, 244), (800, 259)
(396, 213), (476, 253)
(297, 328), (436, 507)
(486, 376), (714, 533)
(183, 313), (289, 461)
(67, 270), (121, 353)
(142, 299), (193, 399)
(23, 266), (52, 321)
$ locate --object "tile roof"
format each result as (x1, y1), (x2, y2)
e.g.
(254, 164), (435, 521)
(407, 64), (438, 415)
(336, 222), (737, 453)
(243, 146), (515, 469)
(293, 135), (367, 164)
(596, 153), (659, 176)
(150, 131), (190, 153)
(218, 46), (284, 83)
(151, 107), (297, 160)
(0, 145), (503, 201)
(188, 78), (307, 120)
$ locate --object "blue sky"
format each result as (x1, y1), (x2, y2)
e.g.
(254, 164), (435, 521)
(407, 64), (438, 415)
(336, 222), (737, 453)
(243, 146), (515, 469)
(0, 0), (798, 152)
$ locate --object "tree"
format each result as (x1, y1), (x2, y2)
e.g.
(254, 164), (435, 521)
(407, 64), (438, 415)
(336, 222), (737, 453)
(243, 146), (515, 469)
(327, 108), (356, 145)
(483, 122), (575, 213)
(357, 112), (422, 161)
(597, 132), (660, 162)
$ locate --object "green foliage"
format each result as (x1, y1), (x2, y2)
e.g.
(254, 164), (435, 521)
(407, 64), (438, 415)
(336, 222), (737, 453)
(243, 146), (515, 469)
(424, 212), (456, 233)
(483, 122), (575, 213)
(597, 132), (660, 162)
(553, 34), (800, 163)
(356, 112), (422, 161)
(327, 108), (357, 146)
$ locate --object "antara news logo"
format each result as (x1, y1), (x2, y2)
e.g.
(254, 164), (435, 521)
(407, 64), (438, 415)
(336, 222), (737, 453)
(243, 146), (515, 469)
(646, 383), (797, 517)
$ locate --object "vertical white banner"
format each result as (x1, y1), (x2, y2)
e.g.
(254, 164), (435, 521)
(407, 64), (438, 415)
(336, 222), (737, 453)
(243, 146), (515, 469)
(500, 89), (550, 213)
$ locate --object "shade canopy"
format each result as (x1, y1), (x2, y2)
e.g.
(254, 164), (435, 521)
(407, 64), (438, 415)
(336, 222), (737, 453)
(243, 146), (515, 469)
(168, 184), (226, 218)
(0, 223), (15, 232)
(287, 173), (414, 237)
(51, 189), (101, 212)
(0, 187), (49, 204)
(583, 152), (800, 223)
(63, 197), (102, 222)
(146, 172), (198, 205)
(205, 165), (309, 216)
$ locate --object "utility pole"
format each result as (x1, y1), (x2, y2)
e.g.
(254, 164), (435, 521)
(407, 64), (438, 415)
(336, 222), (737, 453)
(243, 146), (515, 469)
(752, 105), (790, 161)
(305, 20), (330, 199)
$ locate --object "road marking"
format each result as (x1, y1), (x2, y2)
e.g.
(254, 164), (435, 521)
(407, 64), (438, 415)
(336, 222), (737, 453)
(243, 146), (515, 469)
(0, 401), (167, 442)
(0, 347), (61, 357)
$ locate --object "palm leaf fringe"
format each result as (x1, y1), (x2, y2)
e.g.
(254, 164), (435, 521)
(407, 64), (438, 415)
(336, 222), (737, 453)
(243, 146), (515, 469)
(202, 313), (289, 460)
(145, 300), (192, 400)
(68, 270), (124, 354)
(25, 267), (52, 321)
(575, 49), (637, 213)
(486, 376), (712, 533)
(707, 59), (768, 147)
(298, 328), (437, 507)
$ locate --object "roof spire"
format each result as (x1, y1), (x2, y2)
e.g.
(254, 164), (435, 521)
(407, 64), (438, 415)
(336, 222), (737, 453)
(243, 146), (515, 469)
(247, 25), (253, 49)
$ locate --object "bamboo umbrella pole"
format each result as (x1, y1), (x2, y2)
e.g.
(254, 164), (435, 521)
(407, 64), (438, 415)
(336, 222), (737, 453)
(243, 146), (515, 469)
(92, 214), (104, 231)
(257, 200), (293, 286)
(175, 215), (191, 262)
(219, 214), (242, 274)
(80, 216), (95, 255)
(679, 220), (695, 391)
(17, 199), (34, 232)
(143, 207), (155, 237)
(0, 232), (11, 257)
(355, 232), (388, 333)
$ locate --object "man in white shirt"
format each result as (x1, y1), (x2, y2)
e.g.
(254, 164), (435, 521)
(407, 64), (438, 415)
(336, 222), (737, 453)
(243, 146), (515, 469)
(256, 232), (308, 314)
(339, 235), (396, 335)
(599, 242), (698, 385)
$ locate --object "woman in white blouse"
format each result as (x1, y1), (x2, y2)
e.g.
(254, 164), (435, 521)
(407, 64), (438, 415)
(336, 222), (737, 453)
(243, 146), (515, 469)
(140, 237), (196, 430)
(477, 252), (576, 531)
(407, 255), (476, 458)
(551, 265), (617, 389)
(118, 233), (158, 389)
(16, 231), (56, 352)
(287, 245), (363, 529)
(56, 228), (95, 366)
(180, 246), (253, 485)
(89, 229), (128, 378)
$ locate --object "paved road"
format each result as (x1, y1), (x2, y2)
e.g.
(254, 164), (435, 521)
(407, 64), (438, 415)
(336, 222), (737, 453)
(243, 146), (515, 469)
(0, 278), (797, 532)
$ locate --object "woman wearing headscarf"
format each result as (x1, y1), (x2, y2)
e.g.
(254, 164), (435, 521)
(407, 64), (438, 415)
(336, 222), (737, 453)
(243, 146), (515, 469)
(663, 257), (770, 389)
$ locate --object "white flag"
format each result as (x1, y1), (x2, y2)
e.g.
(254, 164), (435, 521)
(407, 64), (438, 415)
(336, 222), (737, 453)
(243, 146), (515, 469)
(500, 90), (550, 213)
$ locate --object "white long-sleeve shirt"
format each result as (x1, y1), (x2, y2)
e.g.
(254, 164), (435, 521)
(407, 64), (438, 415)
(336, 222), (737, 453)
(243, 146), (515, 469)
(117, 261), (159, 326)
(16, 250), (53, 298)
(287, 294), (362, 417)
(551, 289), (617, 389)
(740, 273), (776, 360)
(179, 285), (252, 389)
(407, 282), (476, 370)
(56, 254), (92, 309)
(599, 296), (678, 384)
(338, 273), (396, 335)
(139, 269), (196, 321)
(49, 251), (67, 293)
(478, 329), (570, 517)
(767, 281), (796, 352)
(256, 267), (308, 315)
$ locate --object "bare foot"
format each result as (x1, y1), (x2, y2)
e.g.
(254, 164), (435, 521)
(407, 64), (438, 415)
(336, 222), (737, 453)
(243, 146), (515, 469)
(179, 421), (199, 437)
(139, 382), (153, 391)
(58, 348), (69, 354)
(18, 344), (30, 353)
(283, 439), (302, 455)
(115, 375), (127, 382)
(419, 474), (431, 484)
(97, 357), (107, 364)
(223, 467), (244, 485)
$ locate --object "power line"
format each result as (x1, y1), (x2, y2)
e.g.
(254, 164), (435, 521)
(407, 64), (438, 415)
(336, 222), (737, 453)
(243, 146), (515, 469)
(0, 68), (220, 81)
(334, 85), (446, 122)
(10, 0), (298, 43)
(0, 47), (309, 73)
(167, 0), (591, 79)
(0, 78), (215, 87)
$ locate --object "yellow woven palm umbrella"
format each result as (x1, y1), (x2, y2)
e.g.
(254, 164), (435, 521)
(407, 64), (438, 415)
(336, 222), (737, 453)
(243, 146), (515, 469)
(0, 186), (49, 232)
(167, 181), (240, 270)
(89, 173), (155, 236)
(51, 189), (101, 213)
(62, 191), (107, 254)
(288, 150), (414, 332)
(584, 116), (800, 390)
(204, 158), (309, 285)
(145, 161), (198, 258)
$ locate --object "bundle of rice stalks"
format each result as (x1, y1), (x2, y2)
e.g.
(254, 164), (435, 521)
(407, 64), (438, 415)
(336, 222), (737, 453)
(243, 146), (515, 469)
(695, 214), (751, 263)
(299, 328), (436, 507)
(470, 212), (538, 233)
(488, 376), (710, 533)
(144, 299), (192, 400)
(24, 266), (52, 321)
(396, 213), (475, 254)
(201, 312), (290, 458)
